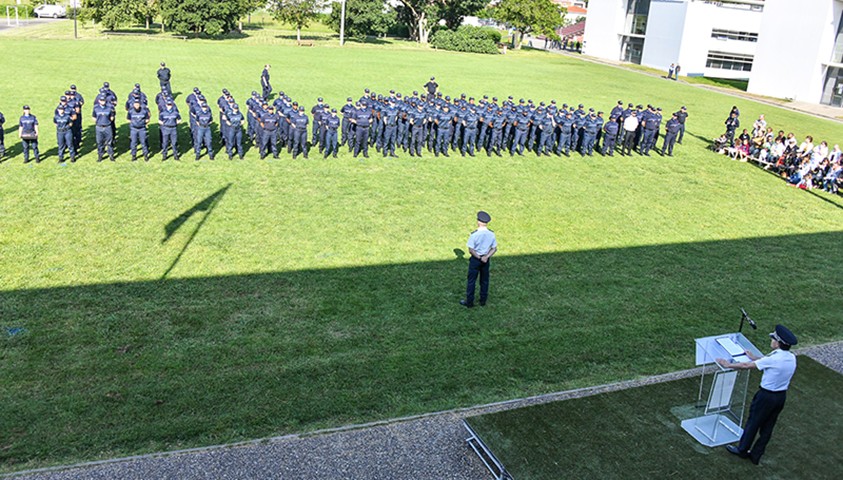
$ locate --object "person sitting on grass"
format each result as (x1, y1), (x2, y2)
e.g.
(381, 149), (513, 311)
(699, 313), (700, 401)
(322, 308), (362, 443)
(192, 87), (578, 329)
(730, 138), (751, 161)
(767, 139), (786, 169)
(797, 135), (814, 158)
(810, 141), (829, 167)
(739, 128), (751, 145)
(822, 160), (842, 193)
(787, 158), (812, 186)
(713, 134), (730, 154)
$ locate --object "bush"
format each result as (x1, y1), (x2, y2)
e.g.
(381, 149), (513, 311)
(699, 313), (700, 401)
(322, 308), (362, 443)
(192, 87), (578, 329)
(430, 26), (498, 55)
(479, 27), (502, 44)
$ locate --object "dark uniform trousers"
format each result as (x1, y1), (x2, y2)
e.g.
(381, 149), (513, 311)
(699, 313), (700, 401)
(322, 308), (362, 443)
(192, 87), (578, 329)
(662, 131), (677, 155)
(323, 128), (338, 157)
(738, 388), (786, 463)
(96, 126), (114, 160)
(465, 256), (490, 305)
(57, 129), (74, 162)
(225, 127), (244, 159)
(161, 126), (179, 159)
(354, 126), (369, 157)
(130, 127), (149, 158)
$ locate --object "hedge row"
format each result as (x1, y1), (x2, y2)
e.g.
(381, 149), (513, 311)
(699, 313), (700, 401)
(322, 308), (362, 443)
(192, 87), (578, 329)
(430, 26), (500, 55)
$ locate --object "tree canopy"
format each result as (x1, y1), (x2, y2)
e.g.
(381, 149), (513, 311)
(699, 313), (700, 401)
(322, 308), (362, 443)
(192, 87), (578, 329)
(327, 0), (395, 39)
(159, 0), (255, 35)
(492, 0), (564, 48)
(268, 0), (323, 42)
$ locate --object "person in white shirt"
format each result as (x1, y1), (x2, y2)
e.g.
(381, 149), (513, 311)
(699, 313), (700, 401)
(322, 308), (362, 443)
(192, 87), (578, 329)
(621, 111), (639, 156)
(460, 211), (497, 308)
(717, 324), (797, 465)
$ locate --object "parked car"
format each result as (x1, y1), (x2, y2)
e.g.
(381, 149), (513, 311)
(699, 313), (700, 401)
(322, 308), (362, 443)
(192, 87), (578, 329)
(33, 4), (67, 18)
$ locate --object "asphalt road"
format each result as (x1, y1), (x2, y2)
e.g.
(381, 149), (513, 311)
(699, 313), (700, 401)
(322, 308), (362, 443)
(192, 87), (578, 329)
(0, 17), (66, 32)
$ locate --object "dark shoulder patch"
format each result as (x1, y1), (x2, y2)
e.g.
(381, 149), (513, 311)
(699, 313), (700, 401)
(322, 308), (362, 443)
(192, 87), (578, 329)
(488, 229), (494, 233)
(471, 229), (478, 234)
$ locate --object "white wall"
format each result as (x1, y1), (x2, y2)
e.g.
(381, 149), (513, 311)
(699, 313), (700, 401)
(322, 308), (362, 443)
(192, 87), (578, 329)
(749, 0), (842, 102)
(583, 0), (627, 61)
(680, 1), (763, 79)
(641, 1), (688, 72)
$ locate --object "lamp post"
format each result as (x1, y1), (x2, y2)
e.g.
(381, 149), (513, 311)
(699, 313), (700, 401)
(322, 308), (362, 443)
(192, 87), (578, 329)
(339, 0), (346, 46)
(73, 1), (77, 39)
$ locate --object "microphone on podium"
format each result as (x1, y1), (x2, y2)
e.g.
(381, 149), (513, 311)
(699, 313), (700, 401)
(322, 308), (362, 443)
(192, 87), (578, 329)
(740, 307), (757, 330)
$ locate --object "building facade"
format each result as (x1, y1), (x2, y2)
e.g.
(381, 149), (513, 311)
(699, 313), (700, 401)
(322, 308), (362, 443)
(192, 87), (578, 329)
(583, 0), (843, 107)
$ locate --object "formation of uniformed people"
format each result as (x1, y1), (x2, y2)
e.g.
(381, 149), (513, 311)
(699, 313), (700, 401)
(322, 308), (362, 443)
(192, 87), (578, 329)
(0, 67), (690, 164)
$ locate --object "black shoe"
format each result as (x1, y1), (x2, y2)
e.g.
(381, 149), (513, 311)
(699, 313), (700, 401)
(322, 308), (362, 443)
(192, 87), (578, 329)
(460, 300), (474, 308)
(479, 300), (487, 306)
(725, 445), (749, 459)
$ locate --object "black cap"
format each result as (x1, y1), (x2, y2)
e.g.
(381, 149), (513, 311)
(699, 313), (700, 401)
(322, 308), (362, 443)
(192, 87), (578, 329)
(103, 82), (109, 87)
(430, 76), (435, 80)
(618, 100), (623, 105)
(318, 97), (323, 102)
(23, 105), (30, 110)
(64, 90), (71, 95)
(161, 62), (166, 66)
(70, 84), (77, 89)
(578, 103), (584, 108)
(628, 103), (634, 107)
(60, 95), (67, 101)
(770, 325), (797, 346)
(413, 90), (418, 95)
(233, 104), (239, 109)
(681, 106), (687, 110)
(134, 83), (140, 88)
(298, 106), (304, 111)
(223, 88), (229, 94)
(331, 108), (337, 113)
(477, 211), (491, 223)
(347, 97), (353, 102)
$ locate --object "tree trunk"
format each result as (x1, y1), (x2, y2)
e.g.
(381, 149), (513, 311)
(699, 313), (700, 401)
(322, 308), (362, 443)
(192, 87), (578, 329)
(238, 20), (242, 33)
(512, 30), (523, 49)
(297, 27), (301, 42)
(146, 16), (150, 29)
(418, 12), (429, 44)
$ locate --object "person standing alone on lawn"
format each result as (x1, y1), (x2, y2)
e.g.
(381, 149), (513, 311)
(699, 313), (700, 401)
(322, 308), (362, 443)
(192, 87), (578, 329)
(261, 64), (272, 100)
(461, 211), (497, 308)
(716, 324), (797, 466)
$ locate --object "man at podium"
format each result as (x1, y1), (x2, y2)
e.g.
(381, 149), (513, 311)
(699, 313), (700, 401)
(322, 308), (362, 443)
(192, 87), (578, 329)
(716, 324), (798, 465)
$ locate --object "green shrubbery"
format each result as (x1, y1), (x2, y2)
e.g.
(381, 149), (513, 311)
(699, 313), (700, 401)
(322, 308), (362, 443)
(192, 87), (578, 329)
(430, 26), (500, 54)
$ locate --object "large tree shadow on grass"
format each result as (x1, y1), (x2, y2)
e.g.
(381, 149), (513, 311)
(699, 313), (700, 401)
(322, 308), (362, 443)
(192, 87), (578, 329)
(1, 231), (842, 470)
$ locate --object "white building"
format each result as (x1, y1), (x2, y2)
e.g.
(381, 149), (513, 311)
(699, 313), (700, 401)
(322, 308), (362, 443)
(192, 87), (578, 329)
(583, 0), (843, 107)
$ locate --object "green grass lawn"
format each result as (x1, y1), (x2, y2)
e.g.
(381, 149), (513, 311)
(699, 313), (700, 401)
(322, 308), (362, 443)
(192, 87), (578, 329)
(1, 22), (842, 472)
(466, 357), (843, 479)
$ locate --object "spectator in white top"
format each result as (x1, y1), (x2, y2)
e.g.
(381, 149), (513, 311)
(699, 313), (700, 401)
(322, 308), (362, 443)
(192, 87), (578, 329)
(797, 135), (814, 156)
(753, 114), (766, 133)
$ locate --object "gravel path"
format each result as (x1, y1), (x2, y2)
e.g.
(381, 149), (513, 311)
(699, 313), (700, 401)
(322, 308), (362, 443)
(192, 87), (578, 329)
(8, 341), (841, 480)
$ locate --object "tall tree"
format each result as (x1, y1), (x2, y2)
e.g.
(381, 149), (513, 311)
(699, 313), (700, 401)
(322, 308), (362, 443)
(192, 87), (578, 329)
(268, 0), (323, 42)
(395, 0), (438, 44)
(327, 0), (395, 39)
(441, 0), (486, 30)
(83, 0), (147, 30)
(159, 0), (253, 35)
(396, 0), (488, 44)
(492, 0), (563, 49)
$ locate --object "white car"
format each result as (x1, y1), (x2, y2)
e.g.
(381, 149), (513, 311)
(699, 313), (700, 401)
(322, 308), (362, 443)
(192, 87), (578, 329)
(33, 4), (67, 19)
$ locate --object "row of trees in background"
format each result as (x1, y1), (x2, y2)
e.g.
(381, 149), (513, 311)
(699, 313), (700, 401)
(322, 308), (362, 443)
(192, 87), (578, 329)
(81, 0), (565, 50)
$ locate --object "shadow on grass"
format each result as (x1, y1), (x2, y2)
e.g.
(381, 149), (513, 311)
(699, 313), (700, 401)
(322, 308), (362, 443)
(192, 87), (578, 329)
(466, 357), (842, 479)
(1, 231), (842, 470)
